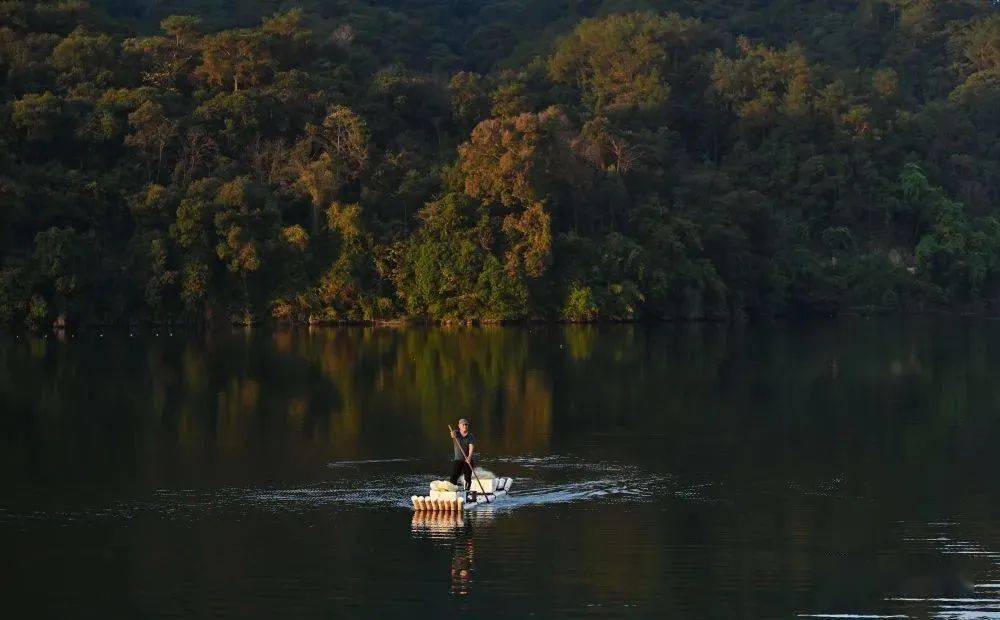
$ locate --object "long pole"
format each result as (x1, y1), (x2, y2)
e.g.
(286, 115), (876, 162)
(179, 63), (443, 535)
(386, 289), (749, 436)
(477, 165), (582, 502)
(449, 424), (490, 504)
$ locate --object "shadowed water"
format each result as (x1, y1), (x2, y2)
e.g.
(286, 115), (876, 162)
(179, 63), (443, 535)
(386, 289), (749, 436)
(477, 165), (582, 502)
(1, 321), (999, 618)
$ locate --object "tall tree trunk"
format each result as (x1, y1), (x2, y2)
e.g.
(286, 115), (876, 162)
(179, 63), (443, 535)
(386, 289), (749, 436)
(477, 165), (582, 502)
(156, 142), (165, 183)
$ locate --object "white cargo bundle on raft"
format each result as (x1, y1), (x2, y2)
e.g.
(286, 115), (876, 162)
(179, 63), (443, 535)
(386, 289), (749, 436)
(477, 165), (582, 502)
(411, 469), (513, 511)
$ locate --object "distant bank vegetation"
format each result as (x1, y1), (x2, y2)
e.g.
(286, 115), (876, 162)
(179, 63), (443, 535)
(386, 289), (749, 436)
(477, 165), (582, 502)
(2, 0), (1000, 328)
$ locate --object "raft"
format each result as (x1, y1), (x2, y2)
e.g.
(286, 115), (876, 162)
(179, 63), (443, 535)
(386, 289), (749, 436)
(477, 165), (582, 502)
(411, 470), (513, 511)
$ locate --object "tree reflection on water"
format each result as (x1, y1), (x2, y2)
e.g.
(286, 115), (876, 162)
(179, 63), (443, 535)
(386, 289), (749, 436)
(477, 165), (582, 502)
(3, 321), (1000, 490)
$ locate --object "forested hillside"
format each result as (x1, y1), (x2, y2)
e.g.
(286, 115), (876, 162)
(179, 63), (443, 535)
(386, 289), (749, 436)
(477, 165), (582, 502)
(2, 0), (999, 327)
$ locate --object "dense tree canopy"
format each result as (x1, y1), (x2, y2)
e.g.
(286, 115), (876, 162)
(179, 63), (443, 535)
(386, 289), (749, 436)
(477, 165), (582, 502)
(2, 0), (1000, 327)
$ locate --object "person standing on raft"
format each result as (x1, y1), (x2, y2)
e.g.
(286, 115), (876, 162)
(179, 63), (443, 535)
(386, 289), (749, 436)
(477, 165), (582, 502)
(449, 418), (476, 489)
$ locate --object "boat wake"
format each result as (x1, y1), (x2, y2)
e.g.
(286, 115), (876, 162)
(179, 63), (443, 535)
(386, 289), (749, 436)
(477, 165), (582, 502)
(325, 458), (415, 468)
(4, 455), (681, 524)
(145, 457), (672, 517)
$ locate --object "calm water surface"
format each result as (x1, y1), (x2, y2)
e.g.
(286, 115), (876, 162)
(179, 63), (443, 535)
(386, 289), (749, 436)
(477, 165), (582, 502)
(2, 321), (999, 618)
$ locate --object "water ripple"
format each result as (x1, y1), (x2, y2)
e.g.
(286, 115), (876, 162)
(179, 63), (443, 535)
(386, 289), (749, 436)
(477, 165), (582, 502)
(2, 455), (679, 523)
(800, 521), (1000, 620)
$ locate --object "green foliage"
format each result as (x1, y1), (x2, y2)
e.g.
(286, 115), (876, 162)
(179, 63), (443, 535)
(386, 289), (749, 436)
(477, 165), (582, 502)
(2, 0), (1000, 327)
(49, 26), (116, 85)
(28, 226), (97, 320)
(394, 193), (497, 321)
(550, 12), (703, 116)
(10, 92), (65, 141)
(27, 294), (49, 330)
(907, 164), (1000, 302)
(0, 266), (30, 325)
(562, 283), (599, 322)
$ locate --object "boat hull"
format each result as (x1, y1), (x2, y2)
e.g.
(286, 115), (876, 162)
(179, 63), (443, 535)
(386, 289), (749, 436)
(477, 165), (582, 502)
(412, 477), (513, 511)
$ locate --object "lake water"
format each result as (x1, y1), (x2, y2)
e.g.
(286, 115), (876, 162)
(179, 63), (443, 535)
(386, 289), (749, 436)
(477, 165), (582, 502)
(2, 321), (999, 618)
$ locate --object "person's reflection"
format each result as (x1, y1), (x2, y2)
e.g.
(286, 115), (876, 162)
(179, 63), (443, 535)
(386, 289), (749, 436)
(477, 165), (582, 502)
(409, 511), (477, 595)
(450, 535), (474, 596)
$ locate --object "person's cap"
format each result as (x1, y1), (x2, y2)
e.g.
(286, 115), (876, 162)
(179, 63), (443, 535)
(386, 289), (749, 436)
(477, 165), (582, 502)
(458, 418), (469, 425)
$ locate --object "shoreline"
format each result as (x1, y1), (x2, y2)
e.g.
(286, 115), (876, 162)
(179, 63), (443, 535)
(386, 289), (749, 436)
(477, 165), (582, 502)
(6, 306), (1000, 335)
